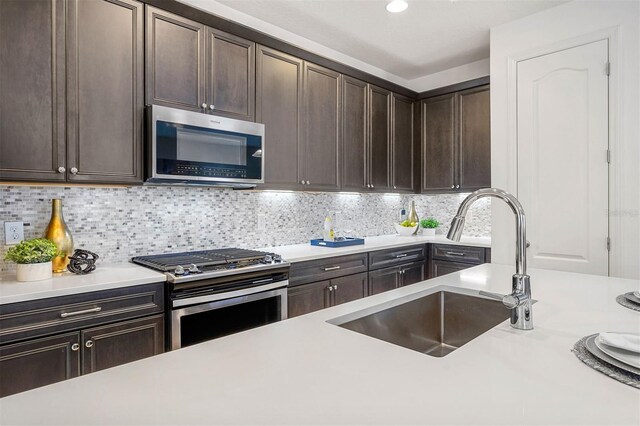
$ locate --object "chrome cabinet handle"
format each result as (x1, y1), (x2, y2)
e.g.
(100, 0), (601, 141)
(446, 251), (465, 256)
(333, 285), (338, 290)
(371, 184), (374, 188)
(327, 286), (333, 292)
(393, 185), (397, 189)
(451, 185), (455, 189)
(305, 180), (310, 185)
(60, 307), (101, 318)
(300, 180), (305, 184)
(57, 166), (66, 173)
(395, 253), (408, 258)
(85, 340), (93, 348)
(209, 105), (215, 110)
(70, 167), (78, 175)
(201, 103), (208, 109)
(323, 266), (341, 271)
(456, 184), (460, 189)
(71, 343), (80, 351)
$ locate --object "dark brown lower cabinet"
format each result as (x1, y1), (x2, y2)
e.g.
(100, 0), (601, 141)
(427, 244), (491, 278)
(368, 261), (425, 296)
(81, 315), (164, 375)
(0, 315), (164, 397)
(429, 259), (473, 278)
(0, 333), (80, 398)
(288, 273), (367, 318)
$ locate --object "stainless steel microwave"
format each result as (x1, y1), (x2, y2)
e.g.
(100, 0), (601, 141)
(147, 105), (265, 187)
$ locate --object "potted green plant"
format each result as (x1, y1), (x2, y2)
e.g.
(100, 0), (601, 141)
(4, 238), (60, 282)
(420, 218), (439, 237)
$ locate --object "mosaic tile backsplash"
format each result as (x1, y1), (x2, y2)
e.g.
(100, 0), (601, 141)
(0, 186), (490, 272)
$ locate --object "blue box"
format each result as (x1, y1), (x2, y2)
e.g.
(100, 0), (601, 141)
(310, 237), (365, 248)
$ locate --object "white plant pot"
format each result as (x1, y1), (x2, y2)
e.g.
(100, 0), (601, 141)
(422, 228), (436, 236)
(16, 261), (53, 282)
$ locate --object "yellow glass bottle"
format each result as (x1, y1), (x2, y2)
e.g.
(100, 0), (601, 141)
(407, 201), (420, 235)
(44, 199), (74, 273)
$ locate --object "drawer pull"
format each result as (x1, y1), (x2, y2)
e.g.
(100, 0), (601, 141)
(395, 254), (408, 258)
(60, 307), (102, 318)
(323, 266), (341, 271)
(446, 251), (466, 256)
(85, 340), (94, 348)
(71, 343), (80, 351)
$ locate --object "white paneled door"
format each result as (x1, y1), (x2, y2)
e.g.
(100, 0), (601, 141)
(516, 39), (609, 275)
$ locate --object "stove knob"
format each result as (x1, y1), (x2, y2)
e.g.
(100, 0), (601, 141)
(273, 254), (282, 263)
(188, 264), (200, 273)
(263, 254), (273, 263)
(174, 265), (185, 275)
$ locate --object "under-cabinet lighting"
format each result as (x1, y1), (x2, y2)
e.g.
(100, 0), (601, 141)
(386, 0), (408, 13)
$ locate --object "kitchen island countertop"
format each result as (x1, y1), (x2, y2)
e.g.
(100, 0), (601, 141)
(1, 263), (639, 425)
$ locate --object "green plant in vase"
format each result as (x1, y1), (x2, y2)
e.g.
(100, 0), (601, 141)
(4, 238), (60, 282)
(420, 218), (439, 236)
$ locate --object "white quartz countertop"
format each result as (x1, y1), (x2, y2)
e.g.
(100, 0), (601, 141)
(260, 234), (491, 263)
(0, 263), (166, 305)
(2, 263), (639, 425)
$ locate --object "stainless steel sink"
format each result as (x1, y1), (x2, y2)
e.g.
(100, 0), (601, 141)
(334, 291), (510, 357)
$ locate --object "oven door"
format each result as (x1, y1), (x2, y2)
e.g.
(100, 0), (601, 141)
(170, 281), (287, 350)
(150, 105), (264, 184)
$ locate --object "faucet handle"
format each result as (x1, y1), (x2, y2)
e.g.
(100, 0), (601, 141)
(479, 290), (528, 309)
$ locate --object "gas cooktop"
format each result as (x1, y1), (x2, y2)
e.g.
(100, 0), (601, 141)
(131, 248), (288, 283)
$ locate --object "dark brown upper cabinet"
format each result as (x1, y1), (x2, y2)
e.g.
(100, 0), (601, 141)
(368, 85), (392, 191)
(145, 6), (205, 112)
(421, 85), (490, 193)
(391, 94), (415, 192)
(146, 6), (255, 120)
(67, 0), (144, 184)
(341, 76), (368, 192)
(206, 28), (255, 121)
(0, 0), (144, 185)
(300, 62), (341, 190)
(458, 85), (491, 190)
(0, 0), (66, 182)
(256, 46), (303, 188)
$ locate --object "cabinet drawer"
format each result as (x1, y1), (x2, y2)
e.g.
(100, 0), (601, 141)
(431, 244), (485, 264)
(429, 259), (476, 278)
(369, 245), (426, 270)
(289, 254), (368, 287)
(0, 282), (165, 345)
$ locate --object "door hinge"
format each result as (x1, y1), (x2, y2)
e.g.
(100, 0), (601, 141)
(605, 62), (611, 76)
(607, 149), (611, 163)
(606, 237), (611, 252)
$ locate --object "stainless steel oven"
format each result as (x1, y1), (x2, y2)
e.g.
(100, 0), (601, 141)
(169, 268), (288, 350)
(147, 105), (265, 186)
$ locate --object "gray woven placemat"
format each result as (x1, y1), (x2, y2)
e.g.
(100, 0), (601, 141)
(572, 336), (640, 389)
(617, 294), (640, 312)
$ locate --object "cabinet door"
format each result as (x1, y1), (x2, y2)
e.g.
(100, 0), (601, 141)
(399, 261), (425, 287)
(341, 76), (368, 191)
(458, 85), (491, 190)
(421, 93), (456, 192)
(206, 28), (255, 121)
(81, 315), (164, 375)
(145, 6), (205, 111)
(0, 0), (66, 182)
(368, 85), (391, 191)
(429, 259), (474, 278)
(391, 93), (414, 192)
(0, 333), (80, 398)
(66, 0), (143, 184)
(368, 266), (399, 296)
(300, 62), (341, 190)
(288, 280), (331, 318)
(332, 273), (368, 306)
(256, 46), (303, 188)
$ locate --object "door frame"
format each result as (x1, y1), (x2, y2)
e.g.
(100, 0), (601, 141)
(500, 27), (618, 276)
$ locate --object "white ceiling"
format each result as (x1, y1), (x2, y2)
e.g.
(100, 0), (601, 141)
(181, 0), (567, 90)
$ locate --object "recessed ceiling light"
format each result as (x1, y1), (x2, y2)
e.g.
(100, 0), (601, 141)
(386, 0), (408, 13)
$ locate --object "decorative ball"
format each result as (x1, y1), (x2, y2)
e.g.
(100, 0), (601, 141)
(67, 249), (99, 275)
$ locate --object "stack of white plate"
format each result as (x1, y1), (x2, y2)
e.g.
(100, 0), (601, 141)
(584, 332), (640, 376)
(622, 291), (640, 305)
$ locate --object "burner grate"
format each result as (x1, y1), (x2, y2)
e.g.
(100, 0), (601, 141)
(132, 248), (270, 272)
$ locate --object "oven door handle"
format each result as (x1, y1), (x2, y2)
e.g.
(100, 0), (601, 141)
(172, 280), (288, 308)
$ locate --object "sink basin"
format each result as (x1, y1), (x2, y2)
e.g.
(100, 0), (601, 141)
(334, 291), (510, 357)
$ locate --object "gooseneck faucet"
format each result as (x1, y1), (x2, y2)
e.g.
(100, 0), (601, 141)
(447, 188), (533, 330)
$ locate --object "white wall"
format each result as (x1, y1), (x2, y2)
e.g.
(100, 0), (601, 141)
(490, 0), (640, 279)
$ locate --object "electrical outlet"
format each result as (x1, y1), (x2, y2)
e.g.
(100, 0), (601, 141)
(4, 221), (24, 245)
(257, 214), (266, 231)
